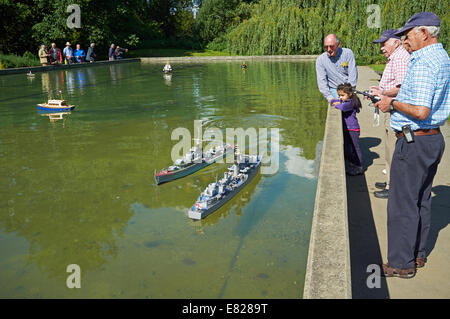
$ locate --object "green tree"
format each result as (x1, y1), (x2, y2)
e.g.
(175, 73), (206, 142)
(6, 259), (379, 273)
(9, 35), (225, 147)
(221, 0), (448, 58)
(0, 0), (35, 54)
(196, 0), (254, 43)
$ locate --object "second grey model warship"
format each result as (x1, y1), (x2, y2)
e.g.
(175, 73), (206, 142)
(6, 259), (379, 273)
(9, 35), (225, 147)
(154, 141), (234, 185)
(188, 148), (262, 220)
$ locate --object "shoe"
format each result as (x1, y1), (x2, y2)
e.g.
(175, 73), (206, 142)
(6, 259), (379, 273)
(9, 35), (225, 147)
(415, 257), (426, 268)
(375, 182), (387, 189)
(382, 263), (416, 279)
(374, 189), (389, 198)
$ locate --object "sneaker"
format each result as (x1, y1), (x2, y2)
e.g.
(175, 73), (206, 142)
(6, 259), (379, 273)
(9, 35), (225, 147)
(375, 182), (387, 189)
(382, 263), (416, 279)
(374, 189), (389, 198)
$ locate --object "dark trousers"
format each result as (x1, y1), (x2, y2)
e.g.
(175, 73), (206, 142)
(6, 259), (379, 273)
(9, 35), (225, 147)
(387, 133), (445, 269)
(343, 129), (362, 168)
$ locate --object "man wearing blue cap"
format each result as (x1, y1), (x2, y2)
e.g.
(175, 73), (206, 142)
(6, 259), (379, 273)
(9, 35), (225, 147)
(375, 12), (449, 278)
(370, 29), (411, 199)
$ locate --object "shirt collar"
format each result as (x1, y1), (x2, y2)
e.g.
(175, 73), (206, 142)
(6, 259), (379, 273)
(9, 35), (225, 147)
(327, 47), (343, 60)
(411, 43), (443, 61)
(388, 46), (407, 61)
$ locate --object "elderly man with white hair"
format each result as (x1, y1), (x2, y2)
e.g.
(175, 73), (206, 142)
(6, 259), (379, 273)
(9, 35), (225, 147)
(375, 12), (449, 279)
(38, 44), (49, 66)
(370, 29), (411, 199)
(315, 34), (358, 102)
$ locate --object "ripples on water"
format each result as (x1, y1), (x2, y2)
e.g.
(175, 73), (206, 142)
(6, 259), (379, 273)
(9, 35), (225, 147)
(0, 61), (327, 298)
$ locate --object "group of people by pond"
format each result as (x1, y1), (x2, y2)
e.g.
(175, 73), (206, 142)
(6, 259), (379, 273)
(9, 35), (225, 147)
(316, 12), (449, 280)
(38, 42), (128, 66)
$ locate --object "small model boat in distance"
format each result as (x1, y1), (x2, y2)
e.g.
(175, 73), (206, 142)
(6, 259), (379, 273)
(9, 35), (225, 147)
(154, 141), (234, 185)
(37, 99), (75, 113)
(163, 62), (172, 74)
(26, 70), (35, 77)
(188, 152), (262, 220)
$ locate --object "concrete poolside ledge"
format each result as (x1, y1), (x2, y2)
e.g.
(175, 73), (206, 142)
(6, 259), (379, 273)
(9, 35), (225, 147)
(0, 58), (141, 76)
(303, 106), (352, 299)
(0, 55), (318, 76)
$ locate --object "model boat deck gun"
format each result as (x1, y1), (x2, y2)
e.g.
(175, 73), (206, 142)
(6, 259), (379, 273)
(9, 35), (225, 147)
(355, 89), (381, 127)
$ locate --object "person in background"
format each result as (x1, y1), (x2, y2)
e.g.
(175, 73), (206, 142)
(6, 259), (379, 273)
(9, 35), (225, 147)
(316, 34), (358, 102)
(86, 43), (96, 63)
(74, 44), (86, 63)
(108, 44), (115, 61)
(38, 44), (49, 66)
(370, 29), (411, 199)
(114, 46), (128, 60)
(330, 83), (363, 176)
(375, 12), (449, 279)
(48, 43), (63, 64)
(63, 42), (73, 64)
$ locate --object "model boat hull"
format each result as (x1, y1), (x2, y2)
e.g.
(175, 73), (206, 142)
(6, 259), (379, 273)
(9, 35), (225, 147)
(37, 104), (75, 113)
(188, 158), (261, 220)
(155, 161), (209, 185)
(155, 146), (234, 185)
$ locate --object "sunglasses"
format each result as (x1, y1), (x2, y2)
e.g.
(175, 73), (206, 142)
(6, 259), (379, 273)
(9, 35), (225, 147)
(324, 45), (336, 49)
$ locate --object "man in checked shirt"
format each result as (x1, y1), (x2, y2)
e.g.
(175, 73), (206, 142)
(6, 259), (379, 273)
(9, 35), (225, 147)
(370, 29), (411, 199)
(375, 12), (449, 278)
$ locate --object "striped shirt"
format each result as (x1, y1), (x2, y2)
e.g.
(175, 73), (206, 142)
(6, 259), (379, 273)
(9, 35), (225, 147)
(316, 48), (358, 102)
(379, 46), (410, 91)
(391, 43), (450, 131)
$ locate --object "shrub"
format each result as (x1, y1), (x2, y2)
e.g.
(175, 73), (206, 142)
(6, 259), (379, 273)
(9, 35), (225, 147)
(0, 52), (40, 69)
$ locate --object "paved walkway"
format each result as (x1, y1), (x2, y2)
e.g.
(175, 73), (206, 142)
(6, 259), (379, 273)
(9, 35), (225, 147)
(348, 66), (450, 299)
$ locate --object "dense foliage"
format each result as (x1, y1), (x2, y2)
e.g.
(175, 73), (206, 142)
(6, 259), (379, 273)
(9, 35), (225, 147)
(220, 0), (448, 58)
(0, 0), (199, 58)
(0, 0), (448, 65)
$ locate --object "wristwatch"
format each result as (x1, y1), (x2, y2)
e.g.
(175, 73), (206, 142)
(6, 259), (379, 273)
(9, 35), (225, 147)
(389, 99), (396, 112)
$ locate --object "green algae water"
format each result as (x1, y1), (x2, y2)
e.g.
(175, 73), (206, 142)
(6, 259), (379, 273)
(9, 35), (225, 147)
(0, 61), (326, 298)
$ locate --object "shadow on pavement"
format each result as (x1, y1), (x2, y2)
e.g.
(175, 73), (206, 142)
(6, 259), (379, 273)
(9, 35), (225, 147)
(426, 185), (450, 256)
(346, 135), (389, 298)
(359, 137), (381, 170)
(346, 174), (390, 299)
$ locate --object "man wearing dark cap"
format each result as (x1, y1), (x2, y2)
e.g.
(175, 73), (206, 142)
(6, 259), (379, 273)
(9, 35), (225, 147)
(370, 29), (411, 199)
(375, 12), (449, 278)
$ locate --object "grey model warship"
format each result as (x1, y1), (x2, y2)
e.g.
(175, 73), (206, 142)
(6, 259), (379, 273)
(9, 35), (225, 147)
(154, 141), (234, 185)
(188, 149), (262, 220)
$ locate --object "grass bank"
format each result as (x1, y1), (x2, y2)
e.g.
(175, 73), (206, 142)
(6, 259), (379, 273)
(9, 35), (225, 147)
(0, 52), (40, 69)
(367, 64), (386, 73)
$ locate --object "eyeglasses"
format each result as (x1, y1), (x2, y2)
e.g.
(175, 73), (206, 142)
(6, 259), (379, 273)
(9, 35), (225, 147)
(324, 45), (336, 49)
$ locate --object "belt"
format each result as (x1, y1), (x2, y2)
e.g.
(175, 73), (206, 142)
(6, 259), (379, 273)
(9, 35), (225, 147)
(395, 128), (441, 138)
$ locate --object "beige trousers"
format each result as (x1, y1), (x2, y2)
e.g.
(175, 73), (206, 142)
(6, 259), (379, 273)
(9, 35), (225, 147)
(385, 113), (397, 188)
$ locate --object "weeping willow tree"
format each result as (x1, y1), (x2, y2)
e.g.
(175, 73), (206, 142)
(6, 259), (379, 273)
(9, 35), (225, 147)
(221, 0), (448, 59)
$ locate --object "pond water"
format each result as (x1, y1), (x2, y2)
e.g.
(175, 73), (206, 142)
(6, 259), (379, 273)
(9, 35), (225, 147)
(0, 61), (327, 298)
